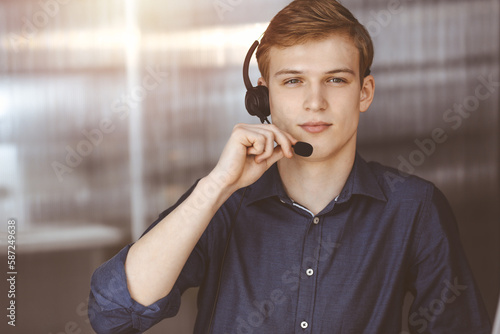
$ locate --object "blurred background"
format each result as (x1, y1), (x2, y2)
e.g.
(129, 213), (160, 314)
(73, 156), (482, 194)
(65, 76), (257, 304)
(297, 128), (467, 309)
(0, 0), (498, 333)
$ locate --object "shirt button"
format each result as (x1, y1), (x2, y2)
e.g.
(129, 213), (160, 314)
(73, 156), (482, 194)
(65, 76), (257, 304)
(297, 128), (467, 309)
(306, 268), (314, 276)
(300, 321), (308, 329)
(313, 217), (320, 224)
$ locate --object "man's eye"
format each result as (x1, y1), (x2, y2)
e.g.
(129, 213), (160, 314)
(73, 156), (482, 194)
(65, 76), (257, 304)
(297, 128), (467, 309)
(284, 78), (301, 85)
(329, 77), (346, 83)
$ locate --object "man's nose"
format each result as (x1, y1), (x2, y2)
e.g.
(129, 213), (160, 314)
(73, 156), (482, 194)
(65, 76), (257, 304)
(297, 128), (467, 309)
(303, 83), (328, 112)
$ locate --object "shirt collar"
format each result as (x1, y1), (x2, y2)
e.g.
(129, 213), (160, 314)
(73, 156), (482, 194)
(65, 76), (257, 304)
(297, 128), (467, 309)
(246, 152), (387, 206)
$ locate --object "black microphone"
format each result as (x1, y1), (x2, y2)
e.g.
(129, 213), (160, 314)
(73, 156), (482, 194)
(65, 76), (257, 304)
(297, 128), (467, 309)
(292, 142), (313, 157)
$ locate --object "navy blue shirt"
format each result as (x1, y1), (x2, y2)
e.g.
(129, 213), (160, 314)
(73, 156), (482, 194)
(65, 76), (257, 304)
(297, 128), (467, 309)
(89, 154), (491, 333)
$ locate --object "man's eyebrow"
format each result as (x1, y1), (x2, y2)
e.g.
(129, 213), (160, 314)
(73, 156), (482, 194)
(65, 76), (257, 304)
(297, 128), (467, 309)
(273, 69), (303, 77)
(273, 68), (356, 77)
(325, 68), (356, 76)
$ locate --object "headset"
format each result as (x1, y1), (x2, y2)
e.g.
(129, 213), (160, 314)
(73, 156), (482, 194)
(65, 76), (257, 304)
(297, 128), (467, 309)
(243, 40), (271, 124)
(242, 40), (314, 158)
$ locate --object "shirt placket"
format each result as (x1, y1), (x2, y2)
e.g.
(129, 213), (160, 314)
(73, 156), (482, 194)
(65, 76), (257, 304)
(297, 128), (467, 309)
(292, 205), (323, 333)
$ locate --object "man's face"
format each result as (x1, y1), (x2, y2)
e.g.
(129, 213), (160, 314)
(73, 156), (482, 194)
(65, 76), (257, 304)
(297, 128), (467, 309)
(260, 34), (374, 161)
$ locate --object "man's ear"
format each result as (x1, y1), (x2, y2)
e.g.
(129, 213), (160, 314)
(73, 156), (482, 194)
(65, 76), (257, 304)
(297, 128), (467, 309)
(360, 75), (375, 113)
(257, 77), (267, 87)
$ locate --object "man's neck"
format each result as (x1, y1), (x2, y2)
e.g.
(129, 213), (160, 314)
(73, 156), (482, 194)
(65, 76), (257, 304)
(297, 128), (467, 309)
(277, 149), (356, 216)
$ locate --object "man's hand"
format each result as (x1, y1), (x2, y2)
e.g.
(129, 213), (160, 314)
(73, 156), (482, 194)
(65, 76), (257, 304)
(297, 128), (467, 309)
(210, 123), (297, 192)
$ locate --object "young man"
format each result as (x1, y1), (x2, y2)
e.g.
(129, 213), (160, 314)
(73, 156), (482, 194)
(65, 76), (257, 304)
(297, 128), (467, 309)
(89, 0), (491, 333)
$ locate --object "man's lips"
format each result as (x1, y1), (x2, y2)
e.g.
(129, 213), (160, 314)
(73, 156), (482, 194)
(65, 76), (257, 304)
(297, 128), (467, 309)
(299, 122), (332, 133)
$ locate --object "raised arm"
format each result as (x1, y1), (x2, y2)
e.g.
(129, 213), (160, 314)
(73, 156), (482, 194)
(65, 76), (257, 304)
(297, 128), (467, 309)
(125, 123), (295, 305)
(89, 123), (296, 333)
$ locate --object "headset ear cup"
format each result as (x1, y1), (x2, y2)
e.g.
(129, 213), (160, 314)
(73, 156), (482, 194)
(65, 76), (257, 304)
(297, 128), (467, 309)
(244, 90), (259, 117)
(245, 86), (270, 122)
(256, 86), (270, 118)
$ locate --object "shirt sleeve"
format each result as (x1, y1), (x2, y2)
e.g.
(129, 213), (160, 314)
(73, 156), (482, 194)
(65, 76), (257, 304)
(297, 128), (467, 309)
(88, 244), (182, 334)
(88, 181), (206, 333)
(406, 185), (492, 334)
